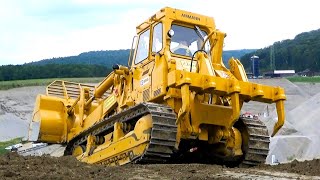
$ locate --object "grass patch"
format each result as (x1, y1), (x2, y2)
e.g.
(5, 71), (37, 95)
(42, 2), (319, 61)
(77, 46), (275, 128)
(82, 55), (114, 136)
(287, 76), (320, 83)
(287, 154), (296, 162)
(0, 77), (104, 90)
(0, 137), (23, 155)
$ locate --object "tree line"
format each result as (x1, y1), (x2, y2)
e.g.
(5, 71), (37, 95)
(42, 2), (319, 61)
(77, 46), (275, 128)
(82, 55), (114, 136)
(241, 29), (320, 73)
(0, 48), (254, 81)
(29, 49), (130, 67)
(0, 64), (112, 81)
(0, 49), (128, 81)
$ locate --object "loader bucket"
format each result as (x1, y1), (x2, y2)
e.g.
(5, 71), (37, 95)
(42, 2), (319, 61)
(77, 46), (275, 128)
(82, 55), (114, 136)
(30, 94), (68, 143)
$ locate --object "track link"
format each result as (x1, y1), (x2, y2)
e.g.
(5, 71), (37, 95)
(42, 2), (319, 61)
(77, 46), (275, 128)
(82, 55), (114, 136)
(240, 117), (270, 166)
(137, 104), (177, 163)
(65, 102), (177, 164)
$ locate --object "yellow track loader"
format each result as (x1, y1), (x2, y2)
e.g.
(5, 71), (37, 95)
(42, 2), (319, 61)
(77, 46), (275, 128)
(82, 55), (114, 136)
(29, 7), (286, 166)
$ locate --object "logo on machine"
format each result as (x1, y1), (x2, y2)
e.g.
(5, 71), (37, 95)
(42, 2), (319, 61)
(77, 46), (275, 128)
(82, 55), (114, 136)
(140, 76), (150, 86)
(177, 59), (198, 72)
(181, 13), (200, 21)
(99, 150), (134, 166)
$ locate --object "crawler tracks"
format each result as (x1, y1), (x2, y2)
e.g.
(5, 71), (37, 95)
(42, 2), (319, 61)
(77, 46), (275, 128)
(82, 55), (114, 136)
(65, 103), (177, 164)
(240, 117), (270, 166)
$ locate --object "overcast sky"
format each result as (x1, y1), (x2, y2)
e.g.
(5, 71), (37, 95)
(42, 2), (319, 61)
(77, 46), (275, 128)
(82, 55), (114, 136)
(0, 0), (319, 65)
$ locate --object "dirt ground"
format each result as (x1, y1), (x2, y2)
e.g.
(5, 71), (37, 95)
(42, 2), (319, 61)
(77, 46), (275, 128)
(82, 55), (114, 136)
(0, 153), (320, 180)
(259, 159), (320, 176)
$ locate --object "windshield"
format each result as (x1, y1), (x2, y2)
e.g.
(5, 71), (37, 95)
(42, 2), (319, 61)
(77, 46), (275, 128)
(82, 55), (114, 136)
(170, 25), (210, 57)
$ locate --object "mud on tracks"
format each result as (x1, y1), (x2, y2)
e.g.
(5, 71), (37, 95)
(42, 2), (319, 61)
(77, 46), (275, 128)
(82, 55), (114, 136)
(1, 153), (320, 179)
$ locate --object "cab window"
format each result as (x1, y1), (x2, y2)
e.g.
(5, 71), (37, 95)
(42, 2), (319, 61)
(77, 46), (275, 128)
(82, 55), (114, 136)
(135, 29), (150, 64)
(170, 25), (210, 57)
(152, 23), (163, 53)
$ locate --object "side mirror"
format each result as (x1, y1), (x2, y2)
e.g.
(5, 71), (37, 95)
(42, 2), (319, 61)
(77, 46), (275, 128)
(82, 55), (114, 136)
(167, 29), (174, 38)
(113, 64), (129, 75)
(112, 64), (120, 70)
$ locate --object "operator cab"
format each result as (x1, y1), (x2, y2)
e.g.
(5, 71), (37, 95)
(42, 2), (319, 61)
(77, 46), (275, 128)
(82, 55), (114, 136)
(130, 23), (211, 66)
(129, 7), (215, 68)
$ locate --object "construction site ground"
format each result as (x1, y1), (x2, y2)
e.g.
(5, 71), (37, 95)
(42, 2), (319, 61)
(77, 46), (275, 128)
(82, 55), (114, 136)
(1, 152), (320, 179)
(1, 79), (320, 179)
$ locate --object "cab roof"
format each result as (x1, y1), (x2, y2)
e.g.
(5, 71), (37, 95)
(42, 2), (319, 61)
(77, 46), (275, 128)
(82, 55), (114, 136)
(136, 7), (216, 34)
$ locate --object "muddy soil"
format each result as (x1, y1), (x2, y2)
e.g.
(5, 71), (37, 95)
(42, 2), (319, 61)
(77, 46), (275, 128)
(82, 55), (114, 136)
(1, 153), (320, 180)
(0, 153), (225, 180)
(259, 159), (320, 176)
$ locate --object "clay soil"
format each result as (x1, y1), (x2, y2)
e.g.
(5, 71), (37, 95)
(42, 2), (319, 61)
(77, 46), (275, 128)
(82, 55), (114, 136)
(1, 153), (320, 180)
